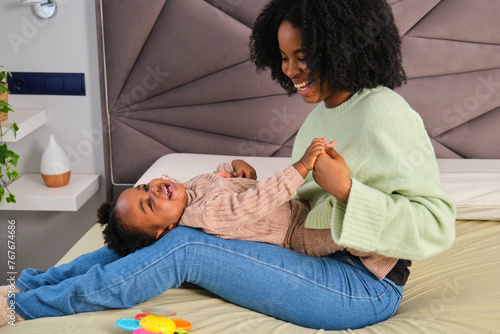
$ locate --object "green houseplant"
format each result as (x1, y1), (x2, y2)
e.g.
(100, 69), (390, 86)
(0, 67), (20, 204)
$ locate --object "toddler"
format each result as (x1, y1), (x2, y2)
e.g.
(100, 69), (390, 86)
(99, 138), (343, 257)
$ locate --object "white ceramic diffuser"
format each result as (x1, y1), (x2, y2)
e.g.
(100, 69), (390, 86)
(40, 135), (71, 187)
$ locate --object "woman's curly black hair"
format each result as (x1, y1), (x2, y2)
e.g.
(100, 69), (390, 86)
(97, 201), (157, 257)
(249, 0), (406, 95)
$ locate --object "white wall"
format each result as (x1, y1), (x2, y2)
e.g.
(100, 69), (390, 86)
(0, 0), (105, 281)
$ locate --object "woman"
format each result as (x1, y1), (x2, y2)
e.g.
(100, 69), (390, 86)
(3, 0), (455, 330)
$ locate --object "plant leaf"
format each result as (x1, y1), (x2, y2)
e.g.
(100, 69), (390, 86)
(6, 193), (16, 203)
(0, 143), (15, 165)
(8, 151), (19, 168)
(0, 84), (9, 94)
(7, 170), (20, 181)
(0, 101), (13, 114)
(12, 122), (19, 138)
(0, 144), (10, 164)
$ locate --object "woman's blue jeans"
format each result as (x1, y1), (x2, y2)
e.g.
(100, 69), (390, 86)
(11, 227), (403, 330)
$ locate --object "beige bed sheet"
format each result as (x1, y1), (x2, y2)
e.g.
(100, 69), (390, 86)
(3, 220), (500, 334)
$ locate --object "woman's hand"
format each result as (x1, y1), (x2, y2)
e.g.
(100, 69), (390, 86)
(313, 145), (352, 204)
(232, 159), (257, 179)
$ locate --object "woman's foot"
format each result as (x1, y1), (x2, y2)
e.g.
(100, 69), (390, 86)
(0, 296), (25, 327)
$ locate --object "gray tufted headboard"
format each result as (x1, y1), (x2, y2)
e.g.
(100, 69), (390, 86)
(95, 0), (500, 200)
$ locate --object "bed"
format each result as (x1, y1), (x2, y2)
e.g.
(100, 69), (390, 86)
(6, 155), (500, 333)
(6, 0), (500, 332)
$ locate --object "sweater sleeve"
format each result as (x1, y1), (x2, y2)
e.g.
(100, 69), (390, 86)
(330, 107), (456, 261)
(331, 178), (456, 261)
(305, 95), (456, 261)
(186, 166), (304, 233)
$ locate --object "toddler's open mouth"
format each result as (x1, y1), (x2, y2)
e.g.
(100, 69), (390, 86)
(161, 184), (173, 199)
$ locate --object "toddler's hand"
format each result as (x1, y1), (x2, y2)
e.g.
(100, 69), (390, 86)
(300, 138), (336, 171)
(232, 159), (257, 180)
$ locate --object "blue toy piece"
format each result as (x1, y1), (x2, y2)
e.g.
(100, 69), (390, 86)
(116, 318), (141, 331)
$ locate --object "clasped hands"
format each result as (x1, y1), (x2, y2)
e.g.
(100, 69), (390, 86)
(216, 137), (351, 204)
(298, 137), (352, 204)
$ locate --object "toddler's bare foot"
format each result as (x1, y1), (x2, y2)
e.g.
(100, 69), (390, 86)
(0, 285), (21, 298)
(0, 296), (25, 327)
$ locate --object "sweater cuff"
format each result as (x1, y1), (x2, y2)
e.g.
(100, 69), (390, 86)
(331, 178), (386, 252)
(284, 165), (306, 189)
(305, 195), (335, 229)
(216, 161), (235, 174)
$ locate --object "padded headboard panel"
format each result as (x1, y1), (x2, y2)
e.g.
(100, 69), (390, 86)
(95, 0), (500, 200)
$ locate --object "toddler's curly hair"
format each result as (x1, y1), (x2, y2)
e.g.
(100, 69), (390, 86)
(97, 201), (157, 257)
(250, 0), (406, 95)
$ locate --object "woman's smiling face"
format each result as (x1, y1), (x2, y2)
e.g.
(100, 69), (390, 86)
(115, 178), (188, 240)
(277, 20), (352, 108)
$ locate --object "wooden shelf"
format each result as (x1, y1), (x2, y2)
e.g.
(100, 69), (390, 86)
(0, 174), (100, 211)
(1, 109), (46, 142)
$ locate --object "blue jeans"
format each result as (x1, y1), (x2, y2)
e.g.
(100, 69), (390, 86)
(12, 227), (403, 330)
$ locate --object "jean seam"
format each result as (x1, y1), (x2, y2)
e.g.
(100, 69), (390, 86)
(344, 254), (393, 301)
(388, 294), (402, 318)
(68, 242), (190, 298)
(12, 295), (32, 320)
(15, 280), (29, 292)
(72, 242), (390, 302)
(206, 244), (393, 301)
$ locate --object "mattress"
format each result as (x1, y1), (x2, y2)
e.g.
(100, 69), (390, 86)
(6, 154), (500, 334)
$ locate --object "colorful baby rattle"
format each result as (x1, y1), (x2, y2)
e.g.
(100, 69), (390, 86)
(116, 307), (192, 334)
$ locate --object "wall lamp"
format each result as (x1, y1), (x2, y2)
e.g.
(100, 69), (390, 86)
(21, 0), (58, 19)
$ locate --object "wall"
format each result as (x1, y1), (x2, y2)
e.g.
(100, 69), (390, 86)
(0, 0), (104, 282)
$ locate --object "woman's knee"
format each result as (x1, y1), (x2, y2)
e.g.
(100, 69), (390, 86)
(147, 227), (219, 260)
(159, 226), (209, 245)
(162, 226), (244, 250)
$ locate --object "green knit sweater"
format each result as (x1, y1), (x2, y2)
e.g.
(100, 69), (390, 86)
(291, 86), (456, 261)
